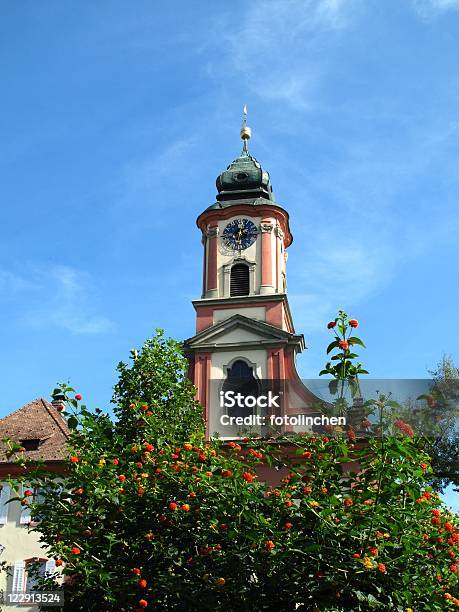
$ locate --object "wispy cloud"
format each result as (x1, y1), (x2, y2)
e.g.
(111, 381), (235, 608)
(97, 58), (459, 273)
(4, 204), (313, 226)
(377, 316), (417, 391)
(286, 114), (459, 331)
(2, 264), (114, 335)
(0, 270), (38, 293)
(218, 0), (360, 110)
(289, 236), (396, 333)
(411, 0), (459, 17)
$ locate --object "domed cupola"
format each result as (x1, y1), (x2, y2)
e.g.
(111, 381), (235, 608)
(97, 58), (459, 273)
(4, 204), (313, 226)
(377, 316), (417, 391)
(215, 108), (275, 203)
(216, 152), (274, 202)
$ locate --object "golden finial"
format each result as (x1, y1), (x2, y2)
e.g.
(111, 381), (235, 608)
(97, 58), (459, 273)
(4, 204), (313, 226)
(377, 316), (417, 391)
(240, 104), (251, 154)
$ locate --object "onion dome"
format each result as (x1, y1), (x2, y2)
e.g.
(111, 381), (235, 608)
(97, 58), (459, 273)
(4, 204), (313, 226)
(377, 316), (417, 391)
(213, 107), (276, 205)
(216, 151), (274, 202)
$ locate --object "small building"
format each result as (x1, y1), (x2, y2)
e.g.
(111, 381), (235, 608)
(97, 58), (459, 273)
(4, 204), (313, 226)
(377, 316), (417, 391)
(0, 398), (68, 610)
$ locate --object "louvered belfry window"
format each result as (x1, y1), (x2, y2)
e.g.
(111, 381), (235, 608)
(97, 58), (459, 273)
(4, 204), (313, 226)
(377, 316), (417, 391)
(230, 263), (250, 296)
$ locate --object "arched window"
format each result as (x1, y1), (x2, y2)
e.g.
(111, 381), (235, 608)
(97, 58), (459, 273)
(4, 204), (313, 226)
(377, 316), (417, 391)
(222, 360), (259, 418)
(230, 263), (249, 296)
(12, 557), (55, 594)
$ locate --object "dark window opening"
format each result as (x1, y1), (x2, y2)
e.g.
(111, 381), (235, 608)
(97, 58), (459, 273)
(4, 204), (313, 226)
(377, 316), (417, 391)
(222, 360), (259, 418)
(235, 172), (248, 181)
(230, 264), (249, 296)
(20, 439), (41, 451)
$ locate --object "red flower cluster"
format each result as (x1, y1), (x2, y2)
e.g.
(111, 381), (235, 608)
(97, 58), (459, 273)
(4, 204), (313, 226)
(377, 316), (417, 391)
(346, 427), (356, 442)
(228, 441), (242, 451)
(339, 340), (349, 350)
(242, 472), (255, 483)
(394, 419), (414, 438)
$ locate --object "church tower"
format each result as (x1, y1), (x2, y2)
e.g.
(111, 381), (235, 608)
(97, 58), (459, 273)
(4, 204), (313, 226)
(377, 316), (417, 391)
(185, 112), (315, 438)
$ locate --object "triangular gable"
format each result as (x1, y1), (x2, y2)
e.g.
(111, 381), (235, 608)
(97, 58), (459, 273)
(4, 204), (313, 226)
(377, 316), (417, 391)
(185, 314), (303, 349)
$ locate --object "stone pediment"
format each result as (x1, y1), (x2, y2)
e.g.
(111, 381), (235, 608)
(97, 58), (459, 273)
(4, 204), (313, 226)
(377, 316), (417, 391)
(184, 314), (304, 352)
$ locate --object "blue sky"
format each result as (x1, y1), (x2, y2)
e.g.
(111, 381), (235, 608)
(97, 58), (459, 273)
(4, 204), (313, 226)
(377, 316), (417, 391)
(1, 2), (459, 504)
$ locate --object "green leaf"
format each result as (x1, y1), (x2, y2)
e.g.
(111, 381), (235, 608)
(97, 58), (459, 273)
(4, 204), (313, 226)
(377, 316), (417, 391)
(326, 340), (339, 354)
(67, 415), (78, 430)
(348, 336), (366, 348)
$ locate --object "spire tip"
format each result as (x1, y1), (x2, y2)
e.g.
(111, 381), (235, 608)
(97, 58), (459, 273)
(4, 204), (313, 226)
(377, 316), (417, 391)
(240, 104), (251, 154)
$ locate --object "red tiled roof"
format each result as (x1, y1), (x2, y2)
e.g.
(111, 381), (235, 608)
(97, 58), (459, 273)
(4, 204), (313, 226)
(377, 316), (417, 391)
(0, 398), (69, 463)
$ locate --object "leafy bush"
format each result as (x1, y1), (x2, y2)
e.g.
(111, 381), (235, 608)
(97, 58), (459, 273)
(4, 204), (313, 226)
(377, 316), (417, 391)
(5, 319), (459, 610)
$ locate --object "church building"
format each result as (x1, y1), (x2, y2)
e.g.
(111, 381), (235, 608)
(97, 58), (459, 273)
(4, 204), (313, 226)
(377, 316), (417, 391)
(185, 114), (318, 439)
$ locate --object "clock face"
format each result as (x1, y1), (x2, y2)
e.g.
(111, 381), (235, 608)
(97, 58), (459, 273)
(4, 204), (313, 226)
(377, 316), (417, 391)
(222, 218), (258, 251)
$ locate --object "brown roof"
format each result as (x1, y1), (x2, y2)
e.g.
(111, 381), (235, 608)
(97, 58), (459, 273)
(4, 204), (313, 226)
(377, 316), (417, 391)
(0, 398), (69, 463)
